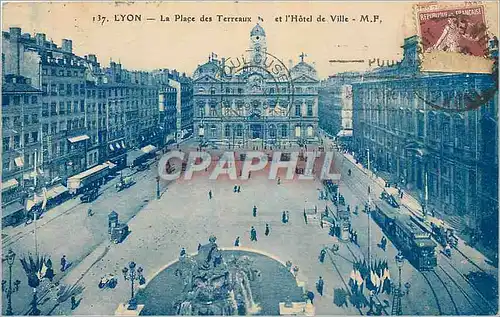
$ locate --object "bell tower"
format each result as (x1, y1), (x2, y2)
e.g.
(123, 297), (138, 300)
(249, 24), (267, 65)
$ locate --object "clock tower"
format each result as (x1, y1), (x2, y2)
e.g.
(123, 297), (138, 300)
(249, 24), (267, 65)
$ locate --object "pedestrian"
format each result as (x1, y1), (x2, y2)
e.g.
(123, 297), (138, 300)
(353, 231), (358, 245)
(237, 185), (241, 193)
(307, 290), (315, 304)
(316, 276), (324, 296)
(319, 248), (326, 263)
(303, 210), (308, 224)
(282, 211), (287, 224)
(198, 243), (202, 251)
(400, 190), (404, 199)
(285, 211), (290, 223)
(70, 295), (77, 310)
(277, 177), (281, 185)
(253, 205), (257, 217)
(329, 225), (335, 237)
(180, 247), (186, 257)
(249, 171), (252, 179)
(265, 224), (270, 236)
(380, 236), (387, 251)
(250, 226), (257, 241)
(233, 185), (238, 193)
(234, 236), (240, 247)
(208, 190), (212, 200)
(60, 255), (67, 272)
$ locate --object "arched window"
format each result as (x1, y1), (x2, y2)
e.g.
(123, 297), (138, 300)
(281, 125), (288, 138)
(269, 125), (276, 138)
(295, 104), (301, 117)
(307, 125), (313, 137)
(225, 125), (231, 137)
(210, 87), (216, 95)
(295, 125), (301, 137)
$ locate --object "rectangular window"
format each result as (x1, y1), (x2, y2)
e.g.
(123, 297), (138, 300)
(74, 84), (79, 96)
(42, 103), (49, 117)
(307, 104), (313, 117)
(31, 96), (38, 104)
(24, 96), (30, 104)
(42, 124), (49, 133)
(24, 115), (29, 125)
(13, 96), (20, 105)
(3, 137), (10, 151)
(50, 102), (57, 115)
(50, 84), (57, 95)
(31, 132), (38, 143)
(32, 114), (39, 124)
(2, 95), (9, 106)
(59, 102), (65, 115)
(67, 102), (72, 114)
(80, 100), (85, 113)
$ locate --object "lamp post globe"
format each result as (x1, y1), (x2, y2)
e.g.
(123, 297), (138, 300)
(6, 249), (16, 265)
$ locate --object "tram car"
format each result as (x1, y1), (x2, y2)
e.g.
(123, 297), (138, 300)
(373, 200), (437, 271)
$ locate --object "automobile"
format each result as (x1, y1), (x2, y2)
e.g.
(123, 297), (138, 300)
(116, 176), (135, 192)
(80, 188), (99, 203)
(136, 163), (149, 171)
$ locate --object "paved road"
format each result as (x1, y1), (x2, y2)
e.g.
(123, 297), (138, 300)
(2, 138), (496, 315)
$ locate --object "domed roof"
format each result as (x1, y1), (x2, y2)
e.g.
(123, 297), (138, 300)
(193, 60), (220, 79)
(250, 24), (266, 37)
(290, 61), (318, 79)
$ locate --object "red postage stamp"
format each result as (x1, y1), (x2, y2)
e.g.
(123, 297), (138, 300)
(418, 5), (488, 56)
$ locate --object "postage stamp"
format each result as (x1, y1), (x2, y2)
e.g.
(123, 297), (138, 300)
(416, 4), (494, 73)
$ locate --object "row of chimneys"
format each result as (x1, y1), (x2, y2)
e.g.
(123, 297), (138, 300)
(8, 27), (72, 53)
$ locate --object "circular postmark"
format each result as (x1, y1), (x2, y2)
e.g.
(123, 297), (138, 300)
(413, 52), (498, 112)
(214, 50), (295, 120)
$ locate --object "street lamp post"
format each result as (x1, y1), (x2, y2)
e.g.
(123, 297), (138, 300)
(2, 249), (21, 315)
(122, 261), (144, 310)
(156, 176), (160, 200)
(393, 251), (405, 315)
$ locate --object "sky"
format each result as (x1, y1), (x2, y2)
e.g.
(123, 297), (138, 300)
(2, 1), (498, 78)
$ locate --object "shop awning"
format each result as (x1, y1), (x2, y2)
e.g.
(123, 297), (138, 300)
(115, 142), (121, 149)
(2, 202), (25, 218)
(336, 130), (353, 138)
(68, 135), (90, 143)
(45, 185), (68, 200)
(141, 145), (157, 154)
(14, 157), (24, 167)
(2, 179), (19, 192)
(109, 143), (115, 151)
(121, 141), (126, 149)
(105, 161), (117, 169)
(26, 194), (44, 211)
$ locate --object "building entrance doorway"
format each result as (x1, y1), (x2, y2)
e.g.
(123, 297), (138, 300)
(251, 124), (262, 139)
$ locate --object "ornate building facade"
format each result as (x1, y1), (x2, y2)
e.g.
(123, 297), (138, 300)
(352, 36), (498, 246)
(192, 24), (319, 149)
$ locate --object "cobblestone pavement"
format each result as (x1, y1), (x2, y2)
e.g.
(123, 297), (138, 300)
(2, 138), (497, 315)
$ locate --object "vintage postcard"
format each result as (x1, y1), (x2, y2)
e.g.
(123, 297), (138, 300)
(1, 1), (499, 316)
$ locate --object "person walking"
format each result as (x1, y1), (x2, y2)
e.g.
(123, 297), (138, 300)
(380, 236), (387, 251)
(303, 210), (308, 224)
(208, 190), (213, 200)
(316, 276), (324, 296)
(282, 211), (287, 224)
(198, 243), (202, 251)
(60, 255), (67, 272)
(277, 177), (281, 185)
(286, 211), (290, 223)
(250, 227), (257, 241)
(180, 248), (186, 257)
(234, 236), (240, 247)
(252, 205), (257, 217)
(237, 185), (241, 193)
(265, 224), (270, 236)
(233, 185), (238, 193)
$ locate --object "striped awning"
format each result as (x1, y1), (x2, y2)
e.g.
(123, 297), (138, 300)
(121, 141), (126, 149)
(141, 145), (157, 154)
(14, 157), (24, 167)
(68, 135), (90, 143)
(2, 179), (19, 192)
(109, 143), (115, 151)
